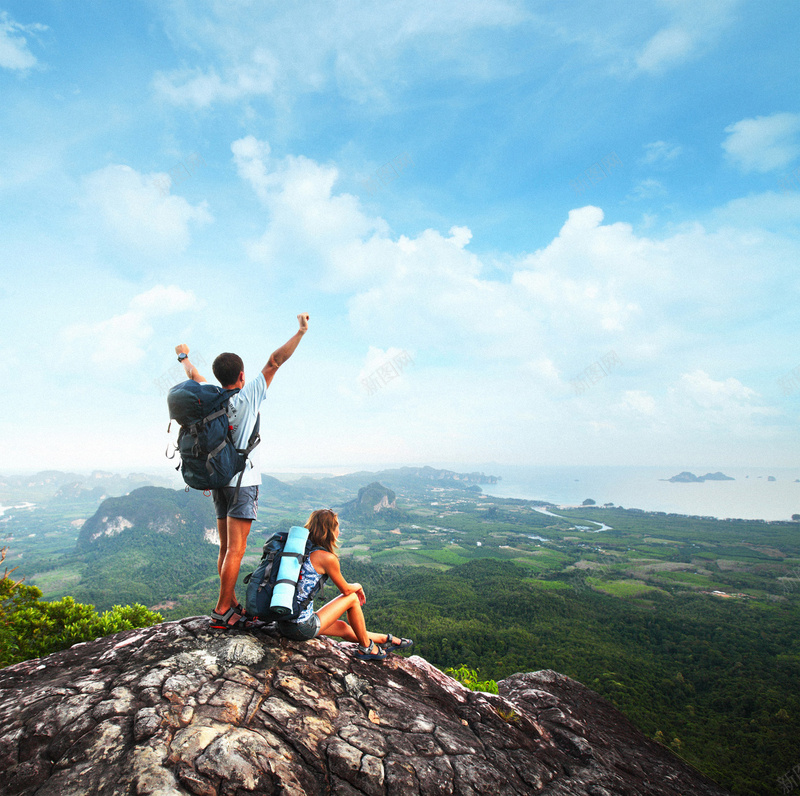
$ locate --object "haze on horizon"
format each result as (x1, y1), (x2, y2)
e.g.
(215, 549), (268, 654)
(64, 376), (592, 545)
(2, 1), (799, 475)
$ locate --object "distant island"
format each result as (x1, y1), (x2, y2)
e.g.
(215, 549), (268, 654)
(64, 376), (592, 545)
(664, 471), (735, 483)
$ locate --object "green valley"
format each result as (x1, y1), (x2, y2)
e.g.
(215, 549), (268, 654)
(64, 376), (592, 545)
(2, 467), (800, 796)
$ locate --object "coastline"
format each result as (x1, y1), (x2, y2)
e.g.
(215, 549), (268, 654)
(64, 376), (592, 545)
(477, 466), (800, 522)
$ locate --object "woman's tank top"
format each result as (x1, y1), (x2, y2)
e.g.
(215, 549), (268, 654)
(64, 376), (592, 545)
(293, 552), (325, 623)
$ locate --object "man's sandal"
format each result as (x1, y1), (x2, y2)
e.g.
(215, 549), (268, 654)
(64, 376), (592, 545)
(209, 606), (245, 631)
(380, 634), (413, 651)
(355, 640), (388, 661)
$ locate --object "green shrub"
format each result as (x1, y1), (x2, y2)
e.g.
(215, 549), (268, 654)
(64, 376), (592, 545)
(444, 663), (499, 694)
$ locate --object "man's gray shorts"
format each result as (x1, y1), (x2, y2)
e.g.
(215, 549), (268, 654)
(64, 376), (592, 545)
(212, 486), (259, 521)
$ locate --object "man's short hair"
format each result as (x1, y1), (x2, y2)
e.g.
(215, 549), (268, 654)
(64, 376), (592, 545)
(213, 353), (244, 387)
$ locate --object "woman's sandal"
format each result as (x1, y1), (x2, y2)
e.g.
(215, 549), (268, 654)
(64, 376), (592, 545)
(380, 634), (413, 651)
(209, 606), (246, 631)
(355, 640), (388, 661)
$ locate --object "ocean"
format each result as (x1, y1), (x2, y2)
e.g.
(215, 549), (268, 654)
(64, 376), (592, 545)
(474, 466), (800, 522)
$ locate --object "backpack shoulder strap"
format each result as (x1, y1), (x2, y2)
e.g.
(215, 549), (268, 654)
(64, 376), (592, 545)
(240, 414), (261, 457)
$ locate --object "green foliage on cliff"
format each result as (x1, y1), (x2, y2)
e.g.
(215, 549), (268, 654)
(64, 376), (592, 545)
(445, 664), (499, 694)
(1, 549), (162, 668)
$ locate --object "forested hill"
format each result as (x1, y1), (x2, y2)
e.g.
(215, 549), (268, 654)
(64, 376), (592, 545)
(342, 556), (800, 794)
(76, 486), (211, 551)
(71, 487), (219, 609)
(288, 466), (499, 499)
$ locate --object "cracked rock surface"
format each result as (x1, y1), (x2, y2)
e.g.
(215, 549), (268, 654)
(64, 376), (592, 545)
(0, 618), (731, 795)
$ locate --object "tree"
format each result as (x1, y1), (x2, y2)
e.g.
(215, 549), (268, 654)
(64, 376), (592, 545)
(582, 499), (597, 506)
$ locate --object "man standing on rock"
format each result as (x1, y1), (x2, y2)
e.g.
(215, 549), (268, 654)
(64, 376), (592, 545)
(174, 313), (309, 630)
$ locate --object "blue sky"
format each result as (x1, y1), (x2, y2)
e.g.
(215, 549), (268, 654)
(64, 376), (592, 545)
(2, 0), (799, 474)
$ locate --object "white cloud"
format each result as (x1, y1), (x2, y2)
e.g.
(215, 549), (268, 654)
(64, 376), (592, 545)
(218, 141), (800, 464)
(633, 0), (739, 73)
(231, 136), (274, 201)
(620, 390), (657, 416)
(130, 284), (198, 314)
(62, 285), (201, 367)
(640, 140), (683, 165)
(511, 207), (647, 340)
(636, 26), (693, 72)
(82, 165), (213, 254)
(233, 142), (800, 379)
(232, 136), (389, 285)
(665, 370), (778, 434)
(723, 113), (800, 173)
(0, 11), (46, 71)
(712, 189), (800, 232)
(569, 367), (782, 466)
(521, 357), (562, 390)
(153, 0), (527, 107)
(628, 179), (666, 200)
(677, 369), (757, 408)
(153, 56), (277, 107)
(148, 0), (751, 114)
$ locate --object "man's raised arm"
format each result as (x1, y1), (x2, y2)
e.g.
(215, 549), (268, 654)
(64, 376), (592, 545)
(262, 313), (309, 388)
(175, 344), (207, 383)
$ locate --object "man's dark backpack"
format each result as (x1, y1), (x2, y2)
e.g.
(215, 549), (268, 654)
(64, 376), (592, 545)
(243, 532), (328, 622)
(167, 380), (260, 494)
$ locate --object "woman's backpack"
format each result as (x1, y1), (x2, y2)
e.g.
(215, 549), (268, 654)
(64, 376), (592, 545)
(244, 528), (328, 622)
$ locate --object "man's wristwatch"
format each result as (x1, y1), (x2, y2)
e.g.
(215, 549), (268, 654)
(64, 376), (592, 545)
(177, 353), (189, 362)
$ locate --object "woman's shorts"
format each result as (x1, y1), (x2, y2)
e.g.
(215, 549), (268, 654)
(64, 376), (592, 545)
(276, 613), (321, 641)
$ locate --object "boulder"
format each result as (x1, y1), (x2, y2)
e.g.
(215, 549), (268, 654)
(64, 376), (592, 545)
(0, 618), (731, 795)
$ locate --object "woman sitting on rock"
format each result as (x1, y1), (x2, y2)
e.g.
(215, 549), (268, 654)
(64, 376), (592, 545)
(276, 508), (413, 661)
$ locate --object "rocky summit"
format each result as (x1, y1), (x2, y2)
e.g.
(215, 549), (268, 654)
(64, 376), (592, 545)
(0, 618), (731, 796)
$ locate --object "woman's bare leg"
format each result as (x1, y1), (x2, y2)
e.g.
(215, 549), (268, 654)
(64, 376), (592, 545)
(315, 593), (390, 648)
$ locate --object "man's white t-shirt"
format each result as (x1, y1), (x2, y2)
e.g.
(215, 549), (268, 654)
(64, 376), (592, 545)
(225, 372), (268, 488)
